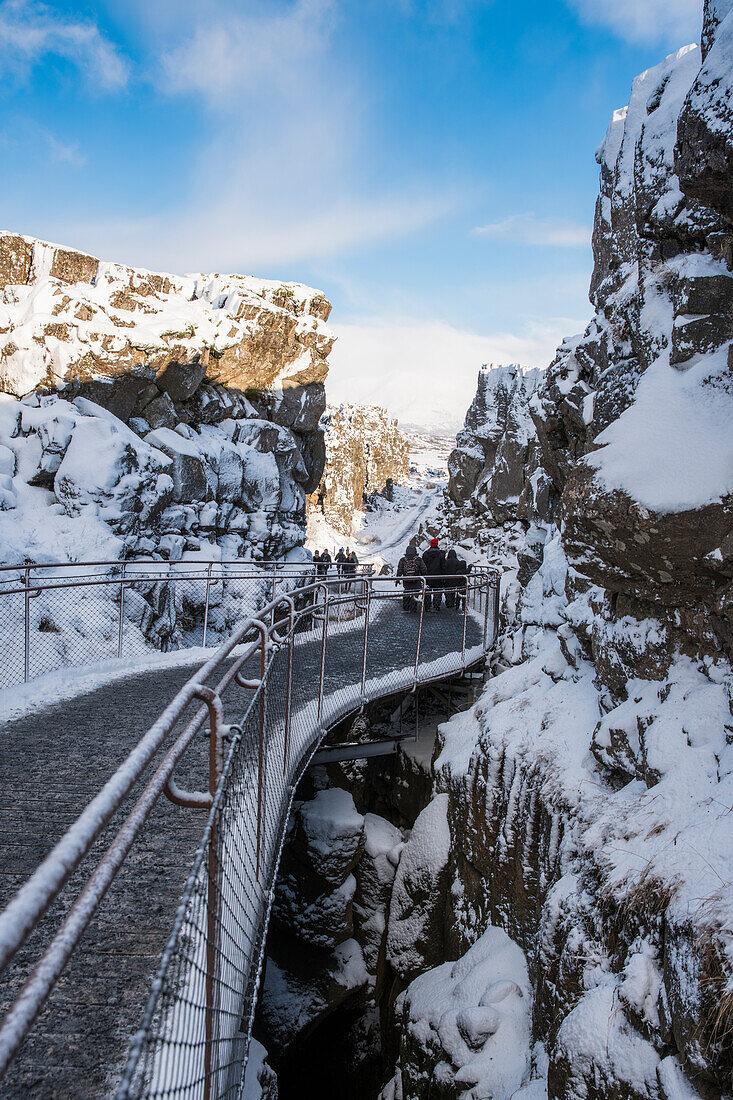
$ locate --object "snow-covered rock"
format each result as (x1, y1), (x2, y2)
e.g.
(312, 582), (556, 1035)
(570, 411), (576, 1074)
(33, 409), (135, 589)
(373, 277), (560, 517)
(0, 232), (332, 397)
(447, 365), (546, 525)
(386, 793), (452, 982)
(0, 233), (335, 574)
(405, 9), (733, 1097)
(309, 403), (410, 536)
(386, 926), (533, 1100)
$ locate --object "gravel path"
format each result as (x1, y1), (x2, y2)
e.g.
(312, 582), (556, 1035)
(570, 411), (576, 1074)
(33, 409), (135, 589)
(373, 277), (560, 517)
(0, 599), (483, 1098)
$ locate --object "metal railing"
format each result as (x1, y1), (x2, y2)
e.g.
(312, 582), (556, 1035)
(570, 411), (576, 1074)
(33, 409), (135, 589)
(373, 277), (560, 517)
(0, 564), (500, 1099)
(0, 558), (374, 690)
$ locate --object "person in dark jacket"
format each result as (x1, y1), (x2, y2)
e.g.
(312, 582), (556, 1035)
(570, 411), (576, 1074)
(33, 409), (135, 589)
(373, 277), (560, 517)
(396, 544), (427, 613)
(422, 538), (446, 611)
(343, 547), (357, 589)
(318, 550), (331, 577)
(443, 548), (469, 609)
(335, 548), (347, 575)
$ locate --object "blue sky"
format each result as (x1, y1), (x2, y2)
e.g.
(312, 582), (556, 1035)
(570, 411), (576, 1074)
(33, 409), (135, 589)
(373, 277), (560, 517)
(0, 0), (703, 428)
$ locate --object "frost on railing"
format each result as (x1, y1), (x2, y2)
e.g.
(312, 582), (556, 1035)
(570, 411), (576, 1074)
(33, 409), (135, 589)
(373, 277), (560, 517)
(0, 568), (500, 1100)
(0, 559), (373, 690)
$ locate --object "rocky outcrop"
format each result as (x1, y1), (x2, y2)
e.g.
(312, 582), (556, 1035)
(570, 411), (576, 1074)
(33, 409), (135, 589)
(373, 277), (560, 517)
(400, 8), (733, 1099)
(0, 233), (332, 397)
(259, 787), (404, 1058)
(676, 0), (733, 222)
(383, 925), (534, 1100)
(308, 404), (410, 536)
(447, 365), (546, 524)
(0, 234), (336, 574)
(527, 34), (733, 654)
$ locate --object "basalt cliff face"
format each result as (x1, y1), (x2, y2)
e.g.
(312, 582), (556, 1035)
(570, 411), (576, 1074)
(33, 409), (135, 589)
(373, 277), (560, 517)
(0, 233), (334, 566)
(379, 7), (733, 1098)
(309, 404), (410, 537)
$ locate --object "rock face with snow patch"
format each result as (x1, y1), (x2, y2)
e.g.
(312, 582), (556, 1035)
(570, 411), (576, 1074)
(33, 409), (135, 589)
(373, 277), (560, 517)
(528, 35), (733, 647)
(259, 787), (405, 1060)
(447, 364), (546, 523)
(308, 403), (410, 537)
(0, 234), (336, 571)
(413, 9), (733, 1098)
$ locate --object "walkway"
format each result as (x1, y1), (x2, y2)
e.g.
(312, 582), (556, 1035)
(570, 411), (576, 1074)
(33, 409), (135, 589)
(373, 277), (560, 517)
(0, 600), (485, 1098)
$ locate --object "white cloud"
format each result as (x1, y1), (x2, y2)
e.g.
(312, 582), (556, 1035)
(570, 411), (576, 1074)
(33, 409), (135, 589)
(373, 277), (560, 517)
(53, 185), (455, 273)
(567, 0), (700, 45)
(327, 315), (585, 433)
(473, 213), (591, 248)
(46, 0), (458, 273)
(160, 0), (334, 103)
(0, 0), (129, 89)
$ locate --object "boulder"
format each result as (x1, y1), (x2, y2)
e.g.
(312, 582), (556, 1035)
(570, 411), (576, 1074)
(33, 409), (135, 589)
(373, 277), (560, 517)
(386, 794), (452, 982)
(144, 427), (213, 503)
(157, 357), (208, 403)
(272, 381), (326, 433)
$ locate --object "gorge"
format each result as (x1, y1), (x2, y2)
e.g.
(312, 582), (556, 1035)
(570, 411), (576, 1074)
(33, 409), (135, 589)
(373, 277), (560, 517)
(0, 1), (732, 1098)
(247, 6), (733, 1097)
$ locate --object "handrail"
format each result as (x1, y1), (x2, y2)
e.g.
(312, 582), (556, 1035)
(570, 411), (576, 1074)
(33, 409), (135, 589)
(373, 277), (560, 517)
(0, 557), (376, 690)
(0, 565), (501, 1097)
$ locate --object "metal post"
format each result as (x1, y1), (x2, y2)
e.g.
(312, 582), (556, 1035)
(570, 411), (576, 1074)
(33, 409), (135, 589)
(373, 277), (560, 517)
(23, 566), (30, 683)
(483, 577), (493, 648)
(283, 601), (294, 777)
(414, 689), (419, 742)
(492, 576), (500, 644)
(117, 563), (126, 659)
(202, 562), (213, 648)
(255, 633), (268, 880)
(360, 582), (372, 697)
(461, 575), (469, 666)
(270, 567), (277, 629)
(414, 578), (426, 687)
(318, 586), (329, 722)
(203, 690), (224, 1100)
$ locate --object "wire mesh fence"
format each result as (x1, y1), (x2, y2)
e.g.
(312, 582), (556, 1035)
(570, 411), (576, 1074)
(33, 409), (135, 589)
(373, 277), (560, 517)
(0, 567), (500, 1100)
(0, 561), (374, 690)
(117, 569), (499, 1099)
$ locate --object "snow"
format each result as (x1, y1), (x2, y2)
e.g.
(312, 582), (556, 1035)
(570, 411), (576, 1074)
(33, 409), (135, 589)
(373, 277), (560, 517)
(0, 232), (332, 397)
(241, 1039), (272, 1100)
(400, 925), (533, 1100)
(587, 343), (733, 512)
(296, 787), (365, 882)
(387, 793), (451, 976)
(437, 529), (733, 1010)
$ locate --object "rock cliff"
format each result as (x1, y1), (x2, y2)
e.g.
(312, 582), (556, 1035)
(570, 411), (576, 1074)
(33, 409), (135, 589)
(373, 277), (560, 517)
(309, 404), (410, 537)
(382, 6), (733, 1098)
(447, 364), (547, 524)
(0, 233), (335, 569)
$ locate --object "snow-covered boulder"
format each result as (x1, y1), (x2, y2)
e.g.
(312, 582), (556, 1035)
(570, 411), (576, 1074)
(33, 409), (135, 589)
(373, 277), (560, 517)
(386, 926), (533, 1100)
(387, 793), (452, 982)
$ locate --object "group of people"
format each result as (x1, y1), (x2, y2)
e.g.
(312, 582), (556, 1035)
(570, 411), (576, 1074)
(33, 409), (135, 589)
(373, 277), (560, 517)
(313, 547), (359, 584)
(396, 538), (470, 614)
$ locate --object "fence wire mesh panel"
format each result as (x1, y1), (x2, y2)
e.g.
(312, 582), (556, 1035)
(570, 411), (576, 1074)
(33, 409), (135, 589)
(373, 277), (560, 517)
(0, 561), (374, 690)
(0, 565), (500, 1100)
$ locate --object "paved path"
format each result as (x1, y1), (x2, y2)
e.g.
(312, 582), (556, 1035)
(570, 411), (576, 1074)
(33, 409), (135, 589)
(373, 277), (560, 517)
(0, 600), (482, 1098)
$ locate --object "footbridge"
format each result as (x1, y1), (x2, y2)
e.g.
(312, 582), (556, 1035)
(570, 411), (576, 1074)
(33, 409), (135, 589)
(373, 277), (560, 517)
(0, 560), (499, 1099)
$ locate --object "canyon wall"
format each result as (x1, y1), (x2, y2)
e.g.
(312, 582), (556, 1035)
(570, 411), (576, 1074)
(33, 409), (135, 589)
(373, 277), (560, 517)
(0, 233), (334, 568)
(384, 7), (733, 1098)
(308, 404), (410, 537)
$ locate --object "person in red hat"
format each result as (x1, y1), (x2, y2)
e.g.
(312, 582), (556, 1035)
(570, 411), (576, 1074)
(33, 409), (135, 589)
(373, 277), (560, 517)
(422, 538), (446, 611)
